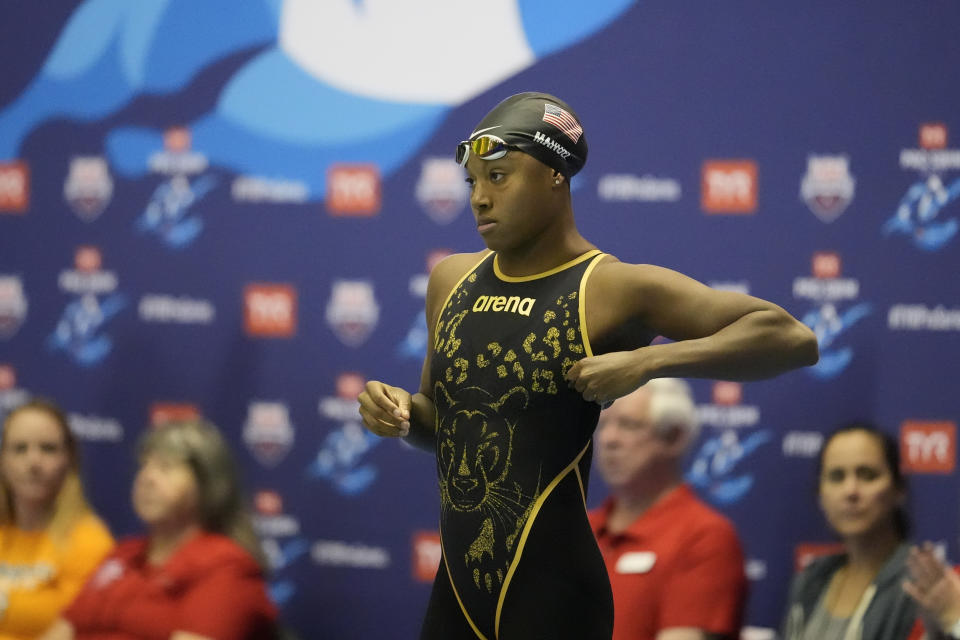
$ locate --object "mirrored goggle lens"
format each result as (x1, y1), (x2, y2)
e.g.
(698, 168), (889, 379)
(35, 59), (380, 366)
(456, 135), (509, 166)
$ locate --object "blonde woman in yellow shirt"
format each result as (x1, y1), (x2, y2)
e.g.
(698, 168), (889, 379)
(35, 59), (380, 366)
(0, 400), (113, 640)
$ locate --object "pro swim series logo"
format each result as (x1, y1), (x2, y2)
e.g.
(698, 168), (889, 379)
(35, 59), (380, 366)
(883, 123), (960, 251)
(794, 252), (870, 379)
(48, 247), (126, 367)
(253, 490), (309, 609)
(253, 490), (302, 539)
(687, 382), (770, 506)
(135, 127), (216, 249)
(309, 372), (381, 495)
(398, 250), (451, 360)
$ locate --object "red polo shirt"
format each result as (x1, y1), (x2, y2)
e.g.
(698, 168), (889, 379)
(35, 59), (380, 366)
(64, 532), (276, 640)
(589, 484), (746, 640)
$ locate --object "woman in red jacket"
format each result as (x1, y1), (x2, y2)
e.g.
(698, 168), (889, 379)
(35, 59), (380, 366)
(40, 420), (277, 640)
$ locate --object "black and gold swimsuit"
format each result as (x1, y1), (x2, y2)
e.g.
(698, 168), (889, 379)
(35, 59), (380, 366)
(421, 249), (613, 640)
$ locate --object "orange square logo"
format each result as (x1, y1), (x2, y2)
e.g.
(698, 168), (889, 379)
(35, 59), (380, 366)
(812, 252), (841, 279)
(254, 490), (283, 516)
(75, 246), (103, 272)
(702, 160), (757, 214)
(244, 284), (297, 337)
(919, 123), (947, 150)
(412, 531), (442, 582)
(901, 421), (956, 474)
(712, 381), (742, 406)
(150, 403), (201, 427)
(0, 161), (29, 213)
(164, 126), (192, 152)
(326, 164), (380, 216)
(0, 365), (15, 390)
(336, 372), (366, 400)
(794, 542), (845, 571)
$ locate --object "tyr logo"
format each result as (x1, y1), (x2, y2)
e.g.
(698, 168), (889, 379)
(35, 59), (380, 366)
(901, 421), (956, 474)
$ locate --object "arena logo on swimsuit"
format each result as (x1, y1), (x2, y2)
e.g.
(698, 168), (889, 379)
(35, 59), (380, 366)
(471, 295), (536, 316)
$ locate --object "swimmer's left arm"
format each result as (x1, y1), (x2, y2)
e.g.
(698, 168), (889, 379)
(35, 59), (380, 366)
(567, 261), (818, 404)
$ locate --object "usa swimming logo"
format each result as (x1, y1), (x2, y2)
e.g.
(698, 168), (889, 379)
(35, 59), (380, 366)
(0, 277), (28, 339)
(243, 401), (295, 467)
(416, 158), (468, 224)
(883, 123), (960, 251)
(800, 155), (855, 223)
(326, 280), (379, 347)
(63, 156), (113, 222)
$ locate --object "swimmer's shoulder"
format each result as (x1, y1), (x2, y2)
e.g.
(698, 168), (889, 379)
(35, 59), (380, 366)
(425, 250), (492, 317)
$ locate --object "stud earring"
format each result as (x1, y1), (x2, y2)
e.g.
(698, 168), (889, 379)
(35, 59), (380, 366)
(554, 178), (561, 185)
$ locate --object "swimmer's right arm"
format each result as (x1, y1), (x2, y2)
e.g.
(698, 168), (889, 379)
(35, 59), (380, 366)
(358, 251), (488, 453)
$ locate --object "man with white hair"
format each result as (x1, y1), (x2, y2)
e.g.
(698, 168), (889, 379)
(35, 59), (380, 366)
(589, 379), (746, 640)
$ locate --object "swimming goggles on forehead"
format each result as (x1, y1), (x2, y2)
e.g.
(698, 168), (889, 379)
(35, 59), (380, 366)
(455, 134), (512, 166)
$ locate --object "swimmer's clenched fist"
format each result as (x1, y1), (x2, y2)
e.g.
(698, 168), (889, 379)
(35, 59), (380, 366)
(358, 381), (411, 438)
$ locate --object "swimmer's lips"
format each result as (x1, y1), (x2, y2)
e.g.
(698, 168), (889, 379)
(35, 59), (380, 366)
(476, 217), (497, 234)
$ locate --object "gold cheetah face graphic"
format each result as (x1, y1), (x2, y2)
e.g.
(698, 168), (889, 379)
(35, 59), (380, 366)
(435, 383), (527, 512)
(435, 382), (541, 593)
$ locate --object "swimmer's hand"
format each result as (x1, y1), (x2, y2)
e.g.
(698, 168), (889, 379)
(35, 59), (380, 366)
(565, 351), (650, 407)
(358, 381), (412, 438)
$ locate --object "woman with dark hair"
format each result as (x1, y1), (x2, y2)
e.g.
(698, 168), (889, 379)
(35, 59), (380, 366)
(0, 399), (114, 640)
(782, 422), (918, 639)
(40, 420), (276, 640)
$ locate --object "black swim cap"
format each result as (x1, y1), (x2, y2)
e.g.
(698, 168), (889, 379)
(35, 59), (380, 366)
(462, 92), (587, 178)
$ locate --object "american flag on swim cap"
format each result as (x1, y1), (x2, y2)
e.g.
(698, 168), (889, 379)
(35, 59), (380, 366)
(542, 103), (583, 143)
